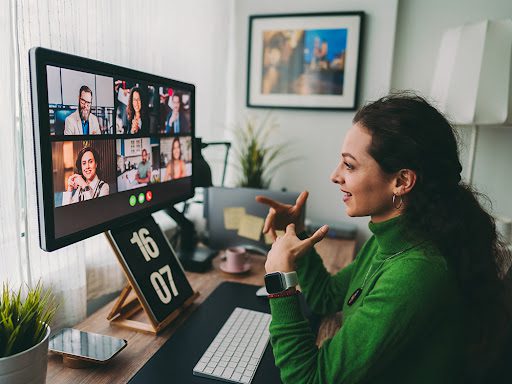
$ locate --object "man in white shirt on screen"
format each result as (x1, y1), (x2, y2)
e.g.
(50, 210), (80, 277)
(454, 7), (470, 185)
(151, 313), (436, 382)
(64, 85), (101, 135)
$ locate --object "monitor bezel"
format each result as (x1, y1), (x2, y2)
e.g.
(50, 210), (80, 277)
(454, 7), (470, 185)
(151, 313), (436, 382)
(29, 47), (196, 252)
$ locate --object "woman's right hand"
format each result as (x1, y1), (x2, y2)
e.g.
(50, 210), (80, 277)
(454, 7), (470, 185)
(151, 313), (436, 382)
(255, 191), (308, 240)
(67, 174), (79, 191)
(131, 118), (140, 133)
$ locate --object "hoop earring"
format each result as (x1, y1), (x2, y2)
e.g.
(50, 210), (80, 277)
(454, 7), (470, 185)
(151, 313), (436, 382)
(392, 194), (403, 210)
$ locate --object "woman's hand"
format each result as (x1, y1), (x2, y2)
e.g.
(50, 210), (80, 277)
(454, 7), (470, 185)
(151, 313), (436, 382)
(265, 223), (329, 273)
(131, 118), (140, 133)
(67, 174), (86, 191)
(256, 190), (308, 238)
(74, 175), (87, 189)
(67, 174), (77, 191)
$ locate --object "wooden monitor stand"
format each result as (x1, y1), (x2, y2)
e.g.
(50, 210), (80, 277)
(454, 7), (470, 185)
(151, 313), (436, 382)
(106, 283), (199, 334)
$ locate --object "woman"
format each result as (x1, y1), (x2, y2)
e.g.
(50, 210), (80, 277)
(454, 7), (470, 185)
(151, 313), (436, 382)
(63, 146), (109, 205)
(165, 137), (186, 181)
(126, 87), (146, 134)
(257, 93), (512, 383)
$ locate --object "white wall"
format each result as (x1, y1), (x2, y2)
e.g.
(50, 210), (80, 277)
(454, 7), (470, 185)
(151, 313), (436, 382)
(229, 0), (399, 244)
(391, 0), (512, 238)
(228, 0), (512, 245)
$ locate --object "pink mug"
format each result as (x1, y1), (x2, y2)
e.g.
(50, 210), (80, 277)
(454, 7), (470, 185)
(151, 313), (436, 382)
(224, 247), (250, 273)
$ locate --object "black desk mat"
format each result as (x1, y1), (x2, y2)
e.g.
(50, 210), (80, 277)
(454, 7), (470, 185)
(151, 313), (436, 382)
(128, 282), (282, 383)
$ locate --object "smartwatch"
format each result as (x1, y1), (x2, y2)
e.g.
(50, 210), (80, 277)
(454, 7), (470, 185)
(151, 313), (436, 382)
(264, 271), (298, 294)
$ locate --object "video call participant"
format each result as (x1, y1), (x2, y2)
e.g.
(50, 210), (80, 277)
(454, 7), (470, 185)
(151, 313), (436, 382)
(164, 137), (186, 181)
(165, 92), (190, 134)
(62, 147), (109, 205)
(64, 85), (101, 135)
(135, 148), (151, 184)
(126, 87), (147, 134)
(257, 93), (512, 383)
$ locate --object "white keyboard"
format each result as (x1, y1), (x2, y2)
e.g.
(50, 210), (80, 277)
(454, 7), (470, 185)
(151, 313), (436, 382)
(193, 307), (272, 384)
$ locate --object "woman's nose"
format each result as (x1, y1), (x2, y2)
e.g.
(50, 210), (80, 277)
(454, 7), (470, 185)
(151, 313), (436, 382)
(330, 164), (343, 184)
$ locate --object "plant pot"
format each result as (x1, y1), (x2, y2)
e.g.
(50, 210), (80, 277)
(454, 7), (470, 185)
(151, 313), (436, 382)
(0, 324), (50, 384)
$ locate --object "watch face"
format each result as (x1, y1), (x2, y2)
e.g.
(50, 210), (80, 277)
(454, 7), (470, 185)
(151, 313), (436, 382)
(265, 272), (284, 294)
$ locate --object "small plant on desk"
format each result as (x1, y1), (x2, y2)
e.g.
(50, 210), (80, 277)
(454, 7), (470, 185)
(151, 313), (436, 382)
(0, 281), (58, 384)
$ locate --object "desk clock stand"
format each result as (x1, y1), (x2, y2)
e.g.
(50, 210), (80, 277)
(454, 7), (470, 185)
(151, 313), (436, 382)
(105, 215), (199, 334)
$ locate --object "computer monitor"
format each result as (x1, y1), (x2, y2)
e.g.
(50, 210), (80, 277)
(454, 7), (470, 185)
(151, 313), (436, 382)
(29, 47), (195, 252)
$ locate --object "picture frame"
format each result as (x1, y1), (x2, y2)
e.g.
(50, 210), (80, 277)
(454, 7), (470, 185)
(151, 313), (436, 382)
(247, 12), (365, 111)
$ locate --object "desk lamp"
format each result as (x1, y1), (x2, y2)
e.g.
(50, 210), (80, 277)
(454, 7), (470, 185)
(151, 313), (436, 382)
(430, 19), (512, 184)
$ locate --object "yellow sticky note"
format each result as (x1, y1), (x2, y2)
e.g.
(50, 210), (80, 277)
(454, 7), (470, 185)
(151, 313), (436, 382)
(237, 214), (264, 241)
(264, 230), (285, 244)
(224, 207), (246, 230)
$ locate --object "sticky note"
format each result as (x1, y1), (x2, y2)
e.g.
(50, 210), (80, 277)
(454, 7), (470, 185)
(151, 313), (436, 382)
(223, 207), (246, 230)
(237, 214), (264, 241)
(264, 230), (285, 244)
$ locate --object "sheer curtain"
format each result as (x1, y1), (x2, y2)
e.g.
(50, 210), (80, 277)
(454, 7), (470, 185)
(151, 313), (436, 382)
(0, 0), (233, 329)
(0, 0), (26, 289)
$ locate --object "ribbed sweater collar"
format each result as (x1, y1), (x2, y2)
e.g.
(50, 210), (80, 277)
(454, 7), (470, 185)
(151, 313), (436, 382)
(368, 215), (422, 256)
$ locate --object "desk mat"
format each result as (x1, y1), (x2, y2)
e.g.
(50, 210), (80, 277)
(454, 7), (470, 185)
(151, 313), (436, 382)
(128, 281), (282, 383)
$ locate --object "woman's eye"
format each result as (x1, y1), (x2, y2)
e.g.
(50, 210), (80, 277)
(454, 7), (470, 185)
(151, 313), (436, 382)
(344, 162), (354, 170)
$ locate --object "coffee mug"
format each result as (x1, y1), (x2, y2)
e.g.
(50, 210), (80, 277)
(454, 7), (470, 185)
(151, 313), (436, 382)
(224, 247), (250, 273)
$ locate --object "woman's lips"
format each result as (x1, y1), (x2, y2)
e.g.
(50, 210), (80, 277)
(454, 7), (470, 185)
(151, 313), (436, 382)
(342, 190), (352, 202)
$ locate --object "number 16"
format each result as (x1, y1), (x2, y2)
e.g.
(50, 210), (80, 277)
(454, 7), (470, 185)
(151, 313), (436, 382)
(130, 228), (160, 261)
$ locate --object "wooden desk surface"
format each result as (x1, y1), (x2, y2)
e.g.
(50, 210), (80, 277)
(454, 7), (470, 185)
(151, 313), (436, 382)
(47, 237), (355, 384)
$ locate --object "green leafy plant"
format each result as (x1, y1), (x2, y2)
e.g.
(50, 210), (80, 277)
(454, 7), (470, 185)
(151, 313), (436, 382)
(0, 281), (58, 358)
(232, 114), (297, 189)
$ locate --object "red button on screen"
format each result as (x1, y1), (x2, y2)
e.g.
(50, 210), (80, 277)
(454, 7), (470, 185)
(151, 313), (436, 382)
(146, 191), (153, 201)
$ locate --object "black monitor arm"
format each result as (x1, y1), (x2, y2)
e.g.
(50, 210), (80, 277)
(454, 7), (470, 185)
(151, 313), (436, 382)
(164, 206), (215, 272)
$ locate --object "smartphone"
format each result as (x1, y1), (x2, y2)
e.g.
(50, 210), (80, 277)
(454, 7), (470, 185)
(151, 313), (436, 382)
(49, 328), (127, 363)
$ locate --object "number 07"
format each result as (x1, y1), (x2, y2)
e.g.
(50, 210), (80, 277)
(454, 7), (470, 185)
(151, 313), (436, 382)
(150, 265), (179, 304)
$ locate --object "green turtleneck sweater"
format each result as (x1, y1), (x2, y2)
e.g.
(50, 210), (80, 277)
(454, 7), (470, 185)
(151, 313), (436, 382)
(269, 216), (465, 383)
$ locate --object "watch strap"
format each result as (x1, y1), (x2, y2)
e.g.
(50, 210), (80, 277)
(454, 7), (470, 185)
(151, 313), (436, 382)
(283, 271), (298, 289)
(268, 287), (298, 299)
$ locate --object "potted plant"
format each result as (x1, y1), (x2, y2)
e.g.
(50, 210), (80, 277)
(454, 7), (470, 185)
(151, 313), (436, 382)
(0, 281), (57, 384)
(232, 114), (296, 189)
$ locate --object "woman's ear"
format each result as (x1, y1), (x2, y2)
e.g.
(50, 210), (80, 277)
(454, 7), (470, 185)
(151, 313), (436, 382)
(394, 169), (416, 195)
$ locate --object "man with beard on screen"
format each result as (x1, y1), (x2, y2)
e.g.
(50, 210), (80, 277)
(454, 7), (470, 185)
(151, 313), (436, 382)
(64, 85), (101, 135)
(135, 148), (152, 184)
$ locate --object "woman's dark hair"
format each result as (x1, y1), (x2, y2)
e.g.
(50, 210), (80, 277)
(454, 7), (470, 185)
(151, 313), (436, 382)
(171, 137), (182, 160)
(169, 138), (182, 179)
(75, 146), (101, 179)
(126, 87), (146, 122)
(354, 92), (512, 382)
(172, 92), (185, 113)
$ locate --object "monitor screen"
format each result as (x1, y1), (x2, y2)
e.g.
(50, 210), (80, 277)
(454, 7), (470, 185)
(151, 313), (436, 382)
(29, 47), (195, 251)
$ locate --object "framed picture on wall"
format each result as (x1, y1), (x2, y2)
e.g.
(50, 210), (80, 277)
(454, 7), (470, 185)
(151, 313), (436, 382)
(246, 12), (365, 111)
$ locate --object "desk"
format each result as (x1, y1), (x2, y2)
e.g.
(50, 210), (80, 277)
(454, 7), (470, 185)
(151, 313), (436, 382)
(47, 237), (356, 384)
